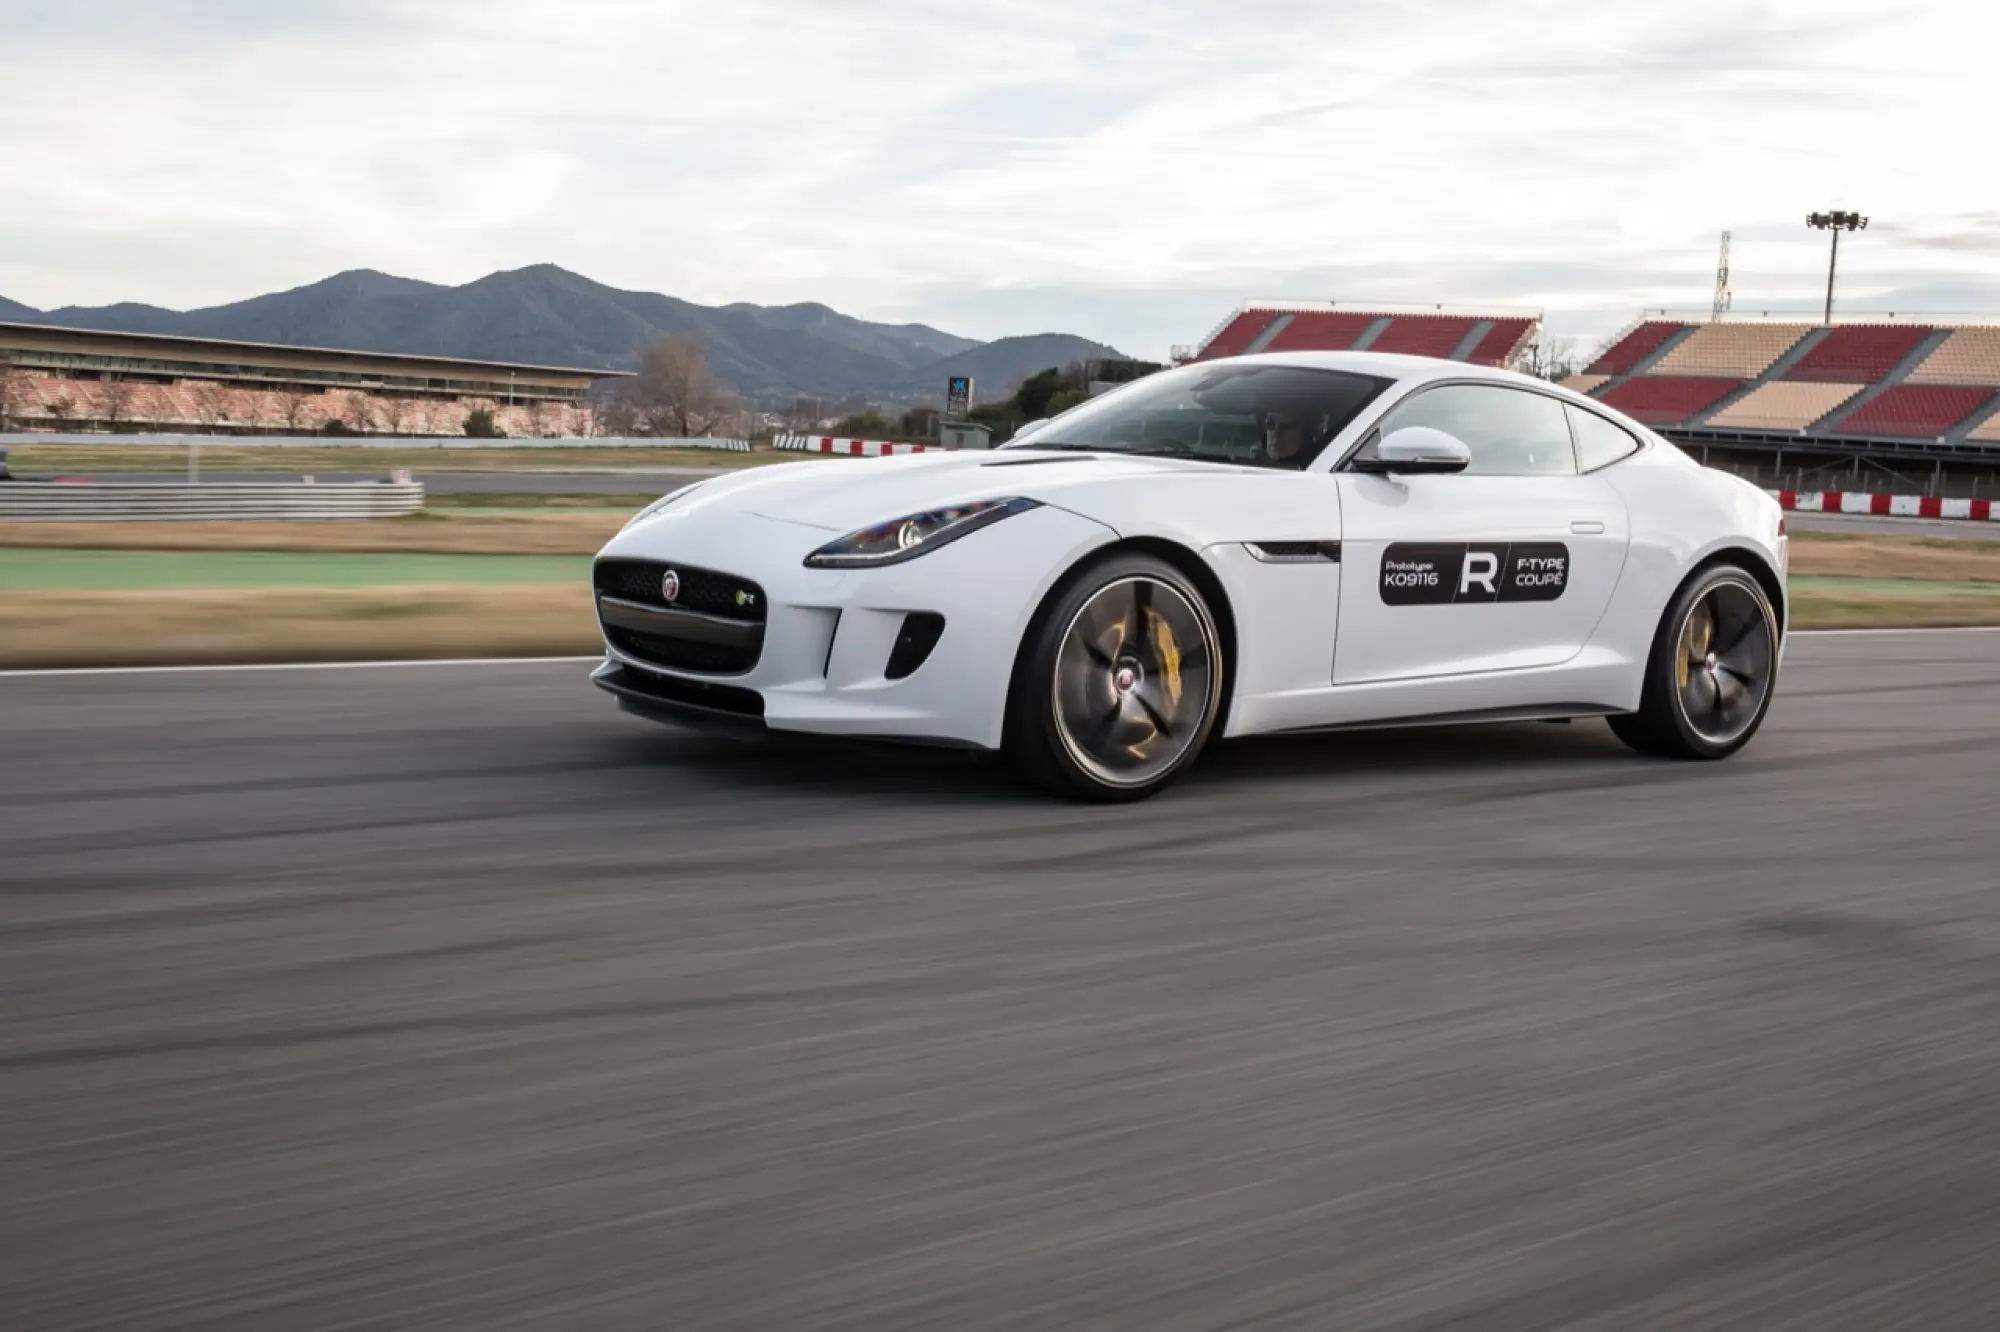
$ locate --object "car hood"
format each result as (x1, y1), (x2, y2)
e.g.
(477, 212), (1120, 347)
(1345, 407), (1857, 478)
(661, 449), (1251, 532)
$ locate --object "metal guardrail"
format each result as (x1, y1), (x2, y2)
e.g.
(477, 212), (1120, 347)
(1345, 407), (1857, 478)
(0, 480), (426, 522)
(0, 433), (752, 451)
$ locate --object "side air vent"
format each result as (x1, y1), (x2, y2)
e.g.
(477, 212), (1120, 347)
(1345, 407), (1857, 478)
(1246, 541), (1341, 564)
(885, 612), (946, 680)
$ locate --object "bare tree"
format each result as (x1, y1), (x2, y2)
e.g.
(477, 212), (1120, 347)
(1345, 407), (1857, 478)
(339, 391), (377, 435)
(624, 334), (735, 438)
(430, 398), (461, 436)
(100, 377), (135, 433)
(527, 398), (555, 439)
(278, 385), (314, 434)
(1514, 336), (1581, 382)
(593, 393), (639, 437)
(379, 395), (412, 437)
(0, 353), (21, 432)
(45, 392), (73, 430)
(191, 380), (232, 433)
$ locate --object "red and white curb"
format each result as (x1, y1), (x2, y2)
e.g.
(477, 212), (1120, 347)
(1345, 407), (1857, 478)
(773, 435), (944, 457)
(1771, 490), (1999, 521)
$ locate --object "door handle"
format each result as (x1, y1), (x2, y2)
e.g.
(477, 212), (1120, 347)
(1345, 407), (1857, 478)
(1570, 520), (1605, 534)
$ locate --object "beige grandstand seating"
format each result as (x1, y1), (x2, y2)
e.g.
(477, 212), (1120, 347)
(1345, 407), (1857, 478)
(1561, 374), (1608, 395)
(1706, 381), (1865, 432)
(1650, 323), (1811, 379)
(1906, 327), (2000, 385)
(1968, 410), (2000, 442)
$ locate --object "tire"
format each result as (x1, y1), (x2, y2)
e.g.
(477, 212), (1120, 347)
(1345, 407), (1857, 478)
(1609, 562), (1779, 760)
(1006, 552), (1226, 801)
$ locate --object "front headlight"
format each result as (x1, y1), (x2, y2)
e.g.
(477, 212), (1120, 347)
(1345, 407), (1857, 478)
(803, 497), (1041, 568)
(621, 480), (707, 531)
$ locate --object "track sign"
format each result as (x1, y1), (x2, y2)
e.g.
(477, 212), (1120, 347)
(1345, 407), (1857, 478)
(946, 376), (973, 419)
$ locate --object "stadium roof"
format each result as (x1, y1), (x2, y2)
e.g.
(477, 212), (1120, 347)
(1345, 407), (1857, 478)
(0, 321), (631, 386)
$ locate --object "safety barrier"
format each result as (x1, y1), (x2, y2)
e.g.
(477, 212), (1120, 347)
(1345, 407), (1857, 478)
(0, 480), (426, 522)
(773, 435), (940, 457)
(0, 433), (752, 451)
(1771, 489), (1998, 521)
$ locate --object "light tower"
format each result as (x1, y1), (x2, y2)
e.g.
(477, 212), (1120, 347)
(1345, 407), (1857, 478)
(1711, 231), (1732, 322)
(1805, 209), (1868, 325)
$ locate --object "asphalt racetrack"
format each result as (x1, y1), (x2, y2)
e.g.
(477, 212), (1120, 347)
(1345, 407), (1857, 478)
(5, 630), (2000, 1330)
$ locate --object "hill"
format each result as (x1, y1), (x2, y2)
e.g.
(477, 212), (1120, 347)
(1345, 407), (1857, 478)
(3, 266), (1122, 403)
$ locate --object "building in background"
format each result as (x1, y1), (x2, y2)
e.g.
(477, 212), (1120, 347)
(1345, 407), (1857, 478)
(0, 322), (628, 437)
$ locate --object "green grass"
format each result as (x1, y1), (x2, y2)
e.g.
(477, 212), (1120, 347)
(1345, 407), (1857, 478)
(0, 549), (590, 591)
(1789, 576), (2000, 598)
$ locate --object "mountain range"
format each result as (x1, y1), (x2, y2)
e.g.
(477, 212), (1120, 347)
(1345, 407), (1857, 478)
(0, 265), (1123, 404)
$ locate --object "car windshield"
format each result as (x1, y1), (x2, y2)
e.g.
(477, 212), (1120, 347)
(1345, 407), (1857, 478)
(1006, 363), (1394, 470)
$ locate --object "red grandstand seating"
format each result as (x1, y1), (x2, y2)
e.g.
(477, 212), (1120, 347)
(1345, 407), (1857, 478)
(1828, 385), (1995, 439)
(1262, 311), (1377, 354)
(1369, 316), (1477, 359)
(1785, 325), (1933, 383)
(1594, 376), (1742, 425)
(1195, 310), (1278, 360)
(1462, 318), (1535, 367)
(1586, 321), (1684, 376)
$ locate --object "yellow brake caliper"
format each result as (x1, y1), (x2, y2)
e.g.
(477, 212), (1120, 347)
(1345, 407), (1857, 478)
(1148, 610), (1184, 709)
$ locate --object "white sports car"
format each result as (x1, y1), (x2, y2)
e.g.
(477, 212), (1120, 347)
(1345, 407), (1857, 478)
(591, 351), (1787, 800)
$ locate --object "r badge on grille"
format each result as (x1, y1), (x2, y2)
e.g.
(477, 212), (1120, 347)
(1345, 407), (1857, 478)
(661, 569), (681, 602)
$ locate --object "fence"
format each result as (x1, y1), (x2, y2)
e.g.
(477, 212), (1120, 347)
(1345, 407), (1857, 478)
(0, 433), (752, 451)
(0, 480), (426, 522)
(773, 435), (939, 457)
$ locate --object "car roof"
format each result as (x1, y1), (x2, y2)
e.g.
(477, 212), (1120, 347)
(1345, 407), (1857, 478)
(1194, 349), (1540, 388)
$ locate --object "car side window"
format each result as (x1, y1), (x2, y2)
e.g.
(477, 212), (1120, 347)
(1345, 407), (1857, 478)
(1369, 384), (1577, 476)
(1567, 405), (1642, 472)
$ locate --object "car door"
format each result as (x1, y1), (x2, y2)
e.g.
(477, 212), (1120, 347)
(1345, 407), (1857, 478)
(1332, 383), (1630, 684)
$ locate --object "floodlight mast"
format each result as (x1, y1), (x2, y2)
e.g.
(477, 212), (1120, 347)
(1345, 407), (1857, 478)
(1805, 209), (1868, 325)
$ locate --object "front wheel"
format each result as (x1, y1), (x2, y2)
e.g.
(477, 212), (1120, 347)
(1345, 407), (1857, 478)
(1608, 562), (1779, 760)
(1007, 553), (1225, 801)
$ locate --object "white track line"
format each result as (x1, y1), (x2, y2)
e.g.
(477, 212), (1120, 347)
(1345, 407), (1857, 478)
(0, 656), (602, 679)
(3, 626), (1998, 679)
(1791, 625), (2000, 637)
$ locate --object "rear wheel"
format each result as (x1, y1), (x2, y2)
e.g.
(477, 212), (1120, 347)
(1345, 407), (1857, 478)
(1007, 553), (1225, 801)
(1609, 563), (1778, 759)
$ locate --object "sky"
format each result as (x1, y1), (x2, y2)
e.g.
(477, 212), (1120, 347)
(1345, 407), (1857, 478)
(2, 0), (1998, 359)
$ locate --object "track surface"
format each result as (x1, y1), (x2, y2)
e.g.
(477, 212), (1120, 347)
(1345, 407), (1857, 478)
(5, 633), (2000, 1330)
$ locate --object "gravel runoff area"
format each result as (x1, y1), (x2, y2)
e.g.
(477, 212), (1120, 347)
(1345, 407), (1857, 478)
(4, 630), (2000, 1329)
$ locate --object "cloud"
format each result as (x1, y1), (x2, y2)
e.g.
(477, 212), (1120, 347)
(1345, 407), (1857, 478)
(2, 0), (1997, 356)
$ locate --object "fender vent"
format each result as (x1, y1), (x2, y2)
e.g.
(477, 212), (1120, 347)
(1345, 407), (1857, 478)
(1247, 541), (1341, 563)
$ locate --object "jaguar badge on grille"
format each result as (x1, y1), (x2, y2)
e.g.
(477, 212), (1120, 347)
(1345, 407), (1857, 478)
(660, 569), (681, 603)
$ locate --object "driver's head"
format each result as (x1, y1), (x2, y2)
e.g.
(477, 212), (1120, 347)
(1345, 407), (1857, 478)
(1266, 415), (1306, 461)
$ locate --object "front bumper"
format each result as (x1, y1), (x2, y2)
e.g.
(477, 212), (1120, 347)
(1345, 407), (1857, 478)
(592, 503), (1117, 749)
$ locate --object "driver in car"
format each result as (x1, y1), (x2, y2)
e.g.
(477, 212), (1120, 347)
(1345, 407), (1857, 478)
(1263, 413), (1308, 463)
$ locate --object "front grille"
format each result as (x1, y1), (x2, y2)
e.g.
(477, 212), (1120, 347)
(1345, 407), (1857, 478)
(594, 559), (766, 623)
(594, 558), (767, 675)
(604, 626), (759, 675)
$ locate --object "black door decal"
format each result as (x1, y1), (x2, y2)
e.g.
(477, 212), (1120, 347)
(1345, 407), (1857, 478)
(1380, 542), (1568, 605)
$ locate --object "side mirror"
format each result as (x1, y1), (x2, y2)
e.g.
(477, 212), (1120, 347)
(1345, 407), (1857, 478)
(1351, 426), (1472, 475)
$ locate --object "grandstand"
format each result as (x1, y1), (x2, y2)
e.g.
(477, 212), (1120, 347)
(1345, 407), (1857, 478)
(1562, 315), (2000, 472)
(1181, 299), (2000, 486)
(1183, 302), (1540, 370)
(0, 322), (626, 437)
